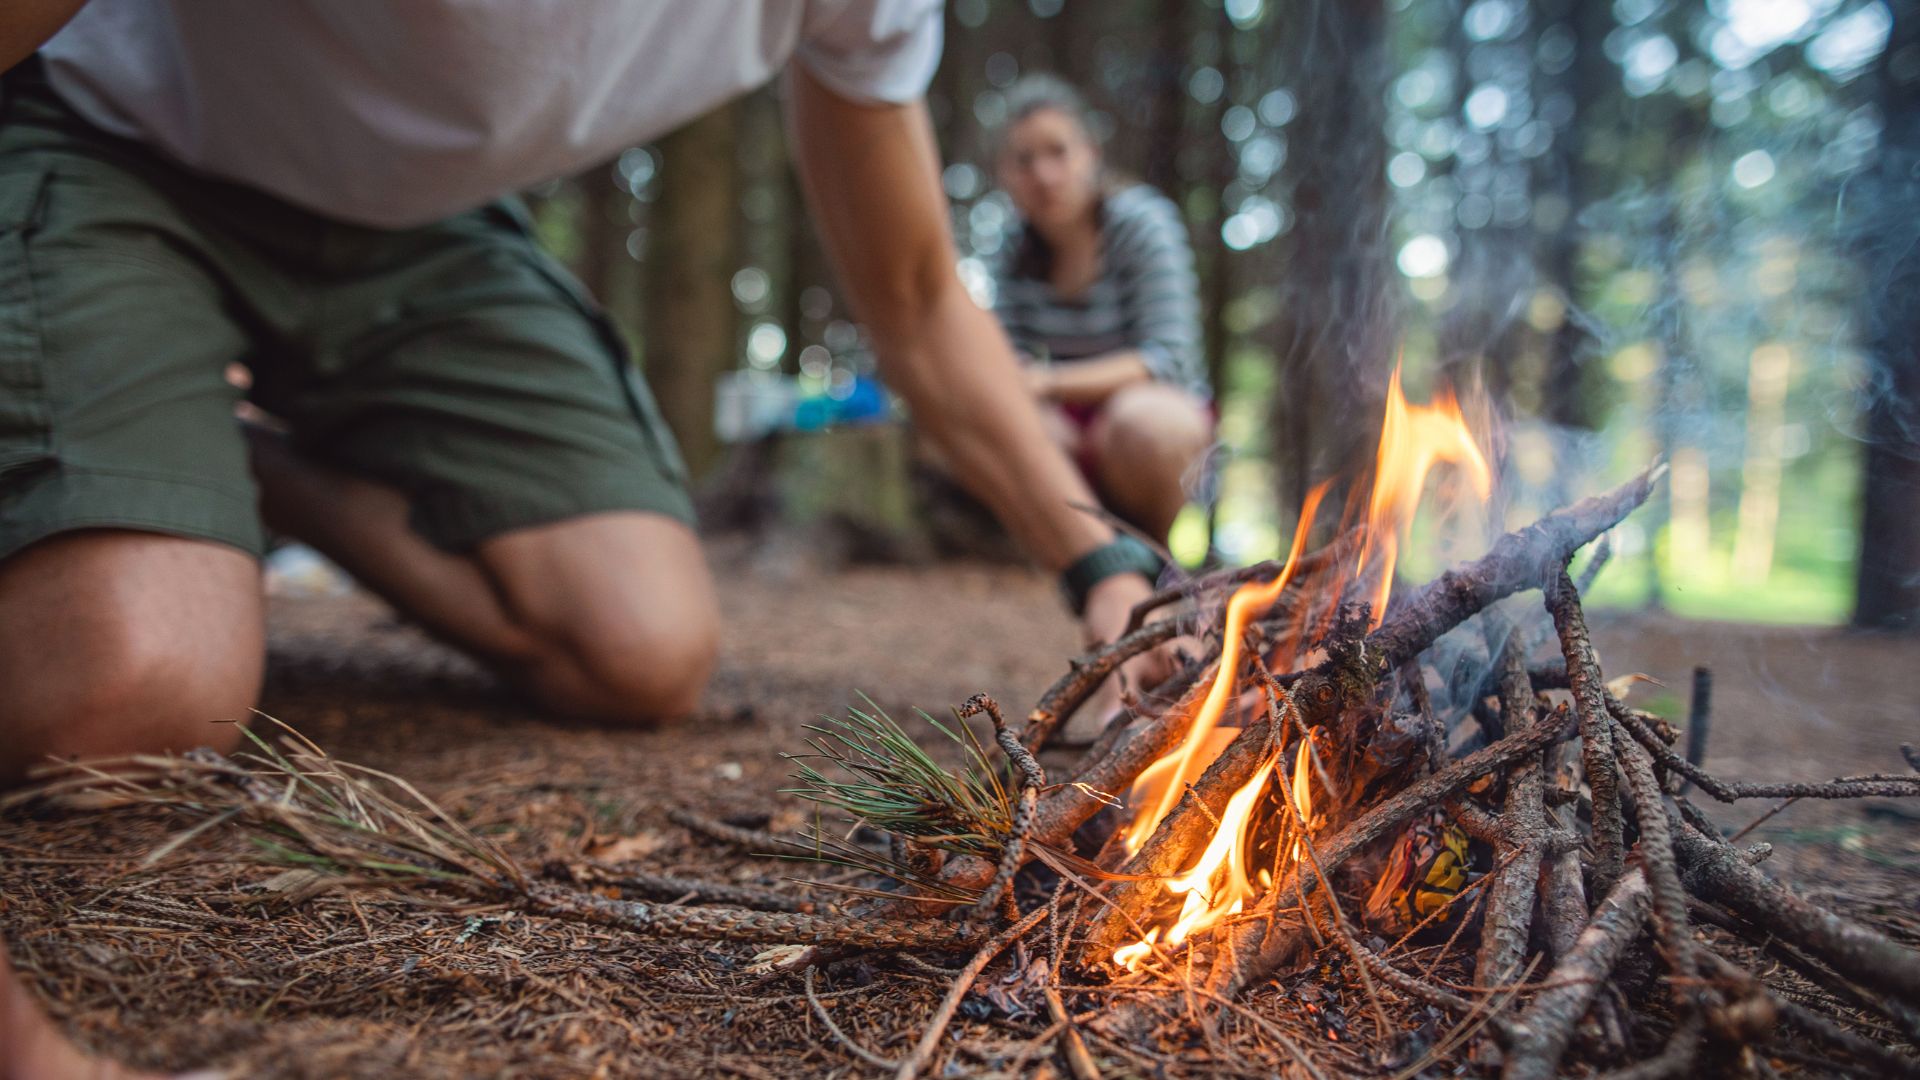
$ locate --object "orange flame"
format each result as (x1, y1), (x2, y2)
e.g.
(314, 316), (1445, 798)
(1120, 481), (1331, 854)
(1109, 362), (1495, 971)
(1115, 755), (1278, 971)
(1351, 364), (1494, 627)
(1290, 735), (1316, 861)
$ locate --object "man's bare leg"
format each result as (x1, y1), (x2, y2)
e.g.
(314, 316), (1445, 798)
(249, 432), (718, 723)
(2, 932), (184, 1080)
(1047, 385), (1211, 745)
(0, 532), (263, 786)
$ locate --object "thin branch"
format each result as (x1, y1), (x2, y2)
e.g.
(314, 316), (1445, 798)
(960, 694), (1045, 918)
(1546, 567), (1625, 896)
(806, 965), (899, 1070)
(1611, 706), (1920, 802)
(893, 904), (1050, 1080)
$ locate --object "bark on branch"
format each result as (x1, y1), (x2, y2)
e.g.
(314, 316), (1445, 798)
(1364, 465), (1661, 671)
(1673, 821), (1920, 1006)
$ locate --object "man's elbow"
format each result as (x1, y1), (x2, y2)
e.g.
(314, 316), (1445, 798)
(858, 250), (962, 338)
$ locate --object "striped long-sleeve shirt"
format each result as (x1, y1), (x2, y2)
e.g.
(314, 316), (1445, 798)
(990, 184), (1208, 398)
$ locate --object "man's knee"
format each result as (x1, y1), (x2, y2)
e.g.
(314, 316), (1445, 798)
(552, 594), (720, 723)
(480, 512), (721, 725)
(0, 532), (264, 786)
(41, 621), (257, 758)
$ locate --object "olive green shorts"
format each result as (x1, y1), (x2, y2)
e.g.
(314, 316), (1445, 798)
(0, 62), (691, 562)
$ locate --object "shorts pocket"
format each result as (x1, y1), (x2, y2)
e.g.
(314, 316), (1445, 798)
(0, 166), (53, 478)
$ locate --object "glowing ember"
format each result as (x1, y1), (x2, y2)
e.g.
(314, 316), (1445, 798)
(1110, 362), (1494, 971)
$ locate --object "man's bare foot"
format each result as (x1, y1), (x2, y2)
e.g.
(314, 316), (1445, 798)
(2, 934), (182, 1080)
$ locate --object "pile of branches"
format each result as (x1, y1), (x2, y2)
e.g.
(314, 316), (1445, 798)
(19, 466), (1920, 1078)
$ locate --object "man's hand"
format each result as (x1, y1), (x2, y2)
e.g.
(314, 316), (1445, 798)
(1079, 571), (1178, 698)
(784, 65), (1112, 573)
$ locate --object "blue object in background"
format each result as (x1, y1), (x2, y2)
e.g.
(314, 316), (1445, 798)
(794, 376), (890, 431)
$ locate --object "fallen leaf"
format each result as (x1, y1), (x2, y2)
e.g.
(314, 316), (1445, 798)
(1606, 672), (1663, 700)
(585, 830), (668, 863)
(745, 944), (811, 973)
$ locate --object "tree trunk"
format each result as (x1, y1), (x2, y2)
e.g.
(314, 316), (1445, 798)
(1140, 0), (1189, 196)
(576, 163), (644, 340)
(642, 103), (741, 481)
(1536, 0), (1612, 437)
(1269, 0), (1394, 513)
(1853, 5), (1920, 631)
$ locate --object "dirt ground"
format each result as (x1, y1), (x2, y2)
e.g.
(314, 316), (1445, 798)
(2, 541), (1916, 1077)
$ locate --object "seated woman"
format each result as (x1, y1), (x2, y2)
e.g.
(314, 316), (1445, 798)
(990, 74), (1214, 546)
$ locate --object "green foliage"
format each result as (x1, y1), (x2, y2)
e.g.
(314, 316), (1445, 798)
(783, 697), (1014, 860)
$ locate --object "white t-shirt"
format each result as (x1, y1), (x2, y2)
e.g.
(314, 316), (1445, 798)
(40, 0), (943, 228)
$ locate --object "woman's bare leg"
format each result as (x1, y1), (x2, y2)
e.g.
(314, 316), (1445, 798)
(1087, 382), (1214, 542)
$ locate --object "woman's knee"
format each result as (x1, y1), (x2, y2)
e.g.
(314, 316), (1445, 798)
(1090, 383), (1212, 475)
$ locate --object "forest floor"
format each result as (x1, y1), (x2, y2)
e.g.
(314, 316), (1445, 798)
(2, 539), (1916, 1077)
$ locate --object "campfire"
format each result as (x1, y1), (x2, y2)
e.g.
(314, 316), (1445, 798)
(19, 369), (1920, 1077)
(1107, 364), (1492, 975)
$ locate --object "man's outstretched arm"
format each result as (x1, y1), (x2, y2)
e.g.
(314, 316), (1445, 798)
(784, 64), (1163, 655)
(1, 1), (86, 72)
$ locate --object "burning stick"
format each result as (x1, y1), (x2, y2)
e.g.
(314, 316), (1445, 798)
(1119, 528), (1359, 636)
(25, 371), (1920, 1079)
(1082, 469), (1656, 962)
(1206, 711), (1577, 998)
(1363, 462), (1663, 671)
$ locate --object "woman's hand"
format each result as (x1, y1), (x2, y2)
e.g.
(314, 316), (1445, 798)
(1029, 352), (1153, 408)
(1024, 363), (1057, 401)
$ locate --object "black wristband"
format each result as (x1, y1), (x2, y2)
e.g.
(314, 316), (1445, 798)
(1061, 536), (1165, 615)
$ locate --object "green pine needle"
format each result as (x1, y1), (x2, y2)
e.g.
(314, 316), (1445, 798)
(781, 695), (1016, 867)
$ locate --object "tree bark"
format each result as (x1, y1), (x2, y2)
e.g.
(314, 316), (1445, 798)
(1269, 0), (1393, 511)
(1140, 0), (1190, 197)
(642, 102), (741, 480)
(1853, 4), (1920, 631)
(1502, 867), (1652, 1080)
(1674, 822), (1920, 1005)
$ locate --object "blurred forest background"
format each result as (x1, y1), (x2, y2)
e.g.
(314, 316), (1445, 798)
(523, 0), (1920, 630)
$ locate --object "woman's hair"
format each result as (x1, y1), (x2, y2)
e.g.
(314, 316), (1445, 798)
(992, 73), (1099, 159)
(994, 73), (1114, 282)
